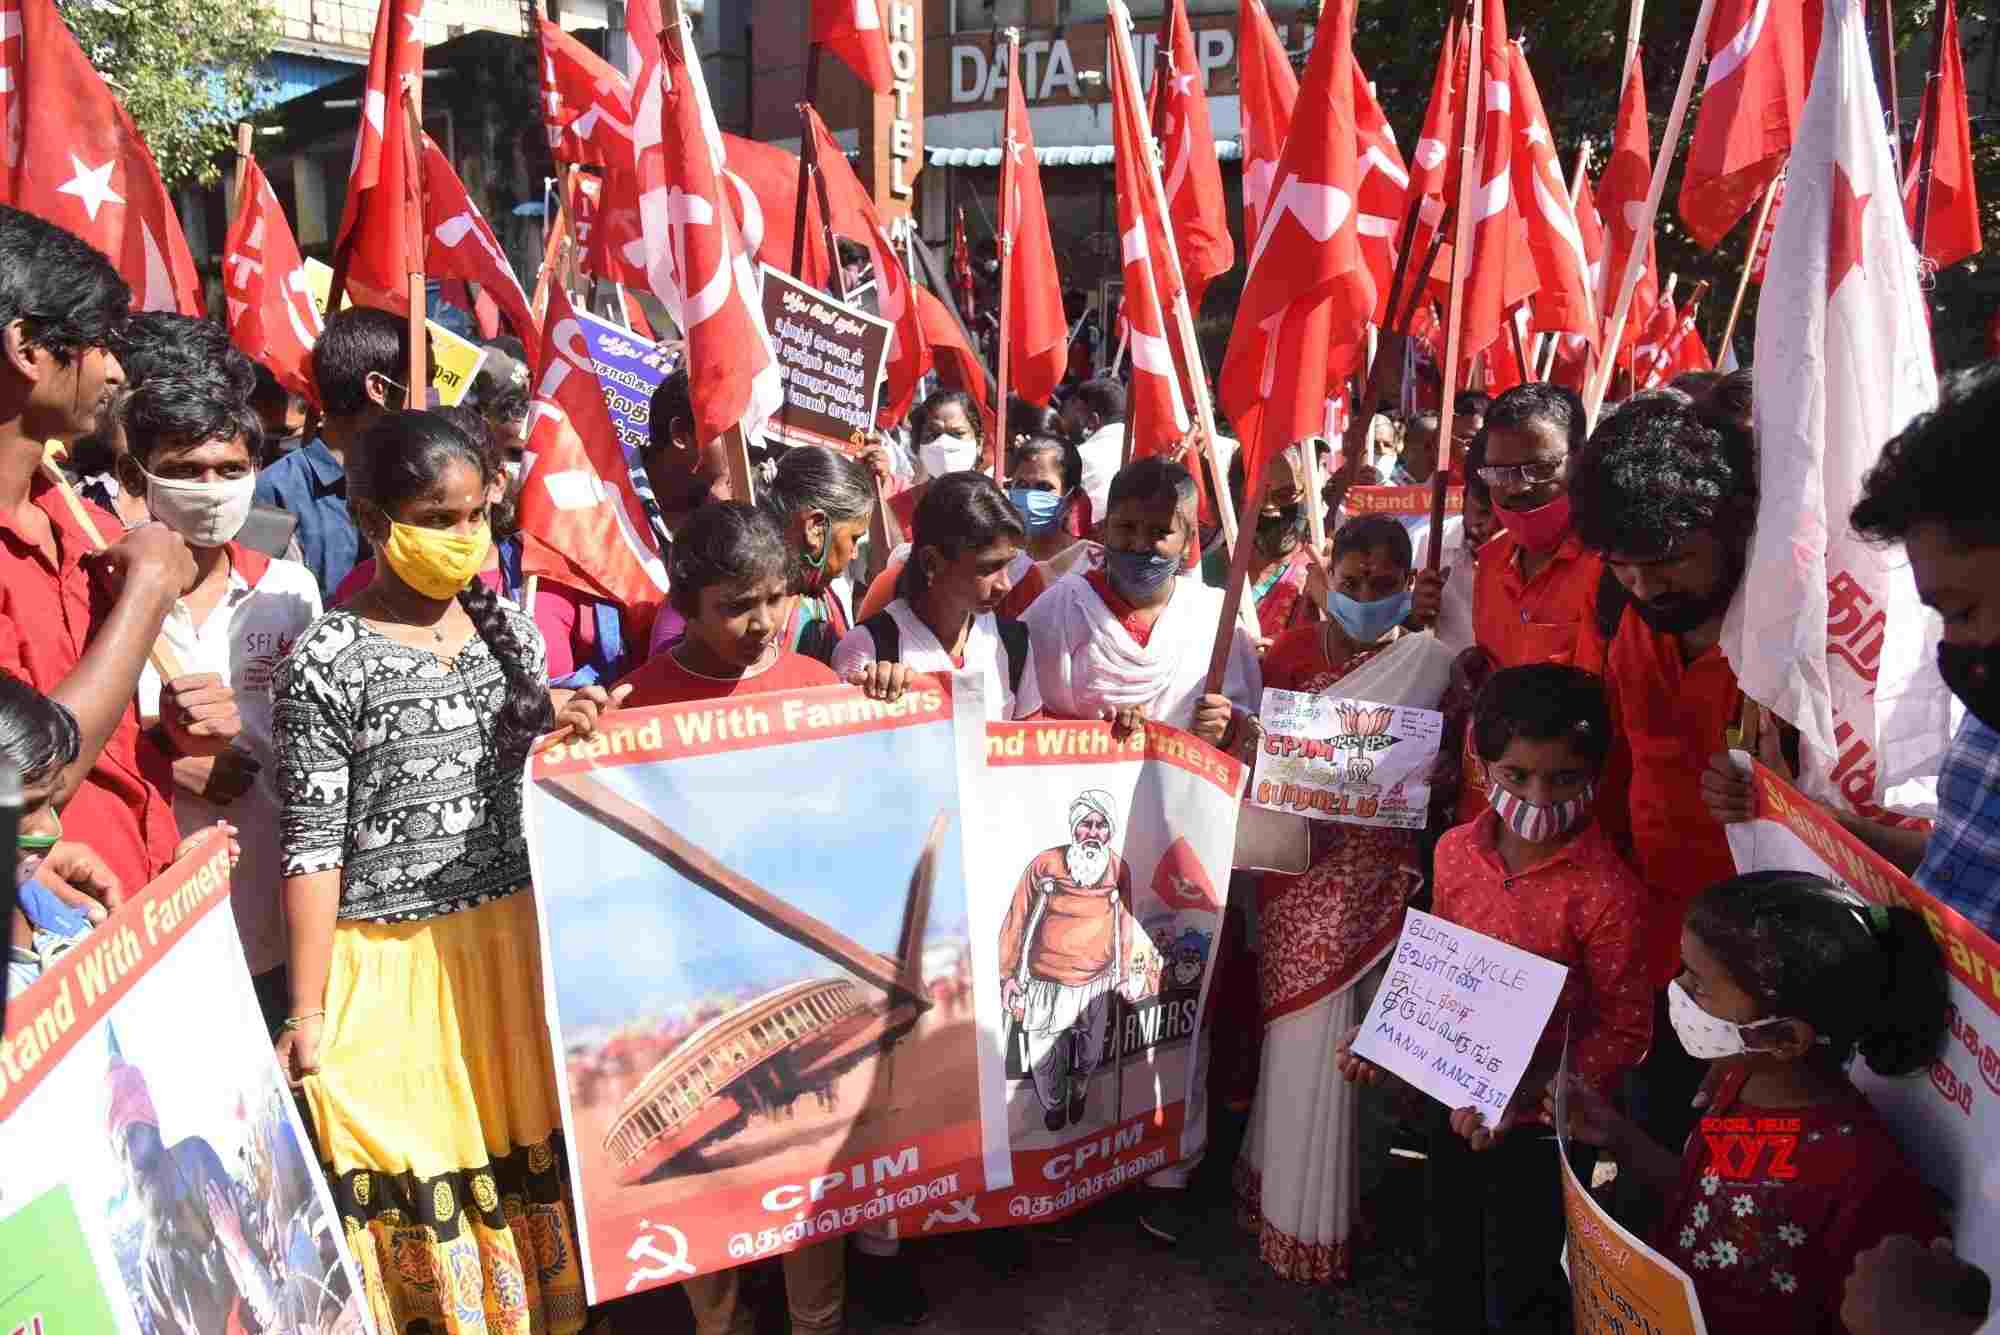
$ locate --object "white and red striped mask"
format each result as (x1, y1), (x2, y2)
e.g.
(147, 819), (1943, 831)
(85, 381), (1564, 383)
(1487, 782), (1593, 844)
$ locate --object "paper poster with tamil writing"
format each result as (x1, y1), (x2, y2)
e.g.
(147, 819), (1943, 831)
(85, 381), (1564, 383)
(1249, 690), (1444, 830)
(930, 700), (1246, 1232)
(1725, 757), (2000, 1306)
(0, 831), (369, 1335)
(524, 680), (983, 1303)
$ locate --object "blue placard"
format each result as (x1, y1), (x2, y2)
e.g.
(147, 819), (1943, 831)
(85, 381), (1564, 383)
(573, 309), (680, 466)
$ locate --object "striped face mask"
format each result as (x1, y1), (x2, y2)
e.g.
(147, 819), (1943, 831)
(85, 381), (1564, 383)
(1488, 782), (1593, 844)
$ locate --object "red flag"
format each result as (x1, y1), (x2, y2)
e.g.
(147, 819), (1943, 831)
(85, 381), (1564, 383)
(999, 40), (1066, 407)
(804, 105), (932, 426)
(1749, 170), (1785, 283)
(1218, 0), (1373, 476)
(331, 0), (425, 313)
(1148, 0), (1233, 317)
(223, 155), (322, 405)
(420, 136), (540, 364)
(1902, 0), (1981, 270)
(1634, 290), (1678, 389)
(537, 19), (634, 170)
(1353, 65), (1410, 325)
(1405, 13), (1468, 279)
(951, 208), (976, 323)
(811, 0), (892, 94)
(917, 286), (990, 419)
(518, 283), (667, 634)
(1679, 0), (1819, 250)
(1456, 0), (1538, 366)
(1599, 52), (1659, 356)
(1110, 0), (1190, 463)
(712, 133), (822, 286)
(1573, 160), (1607, 301)
(1671, 301), (1714, 376)
(1236, 0), (1299, 263)
(0, 0), (201, 314)
(1508, 42), (1595, 343)
(655, 23), (783, 446)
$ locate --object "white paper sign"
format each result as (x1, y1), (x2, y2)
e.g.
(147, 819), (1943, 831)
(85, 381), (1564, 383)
(1248, 690), (1444, 829)
(1352, 909), (1570, 1119)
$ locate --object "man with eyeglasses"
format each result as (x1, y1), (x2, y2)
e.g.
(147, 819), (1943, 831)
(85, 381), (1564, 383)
(251, 306), (415, 600)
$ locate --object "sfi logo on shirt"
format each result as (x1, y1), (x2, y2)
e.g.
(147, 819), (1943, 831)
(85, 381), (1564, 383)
(1699, 1115), (1801, 1180)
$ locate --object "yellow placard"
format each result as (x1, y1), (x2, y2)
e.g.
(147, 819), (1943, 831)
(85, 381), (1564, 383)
(301, 258), (487, 408)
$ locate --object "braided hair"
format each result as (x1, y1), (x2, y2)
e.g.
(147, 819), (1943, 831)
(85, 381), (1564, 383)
(349, 410), (553, 769)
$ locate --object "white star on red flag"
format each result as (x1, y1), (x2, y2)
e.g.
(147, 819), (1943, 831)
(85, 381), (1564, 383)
(56, 154), (121, 221)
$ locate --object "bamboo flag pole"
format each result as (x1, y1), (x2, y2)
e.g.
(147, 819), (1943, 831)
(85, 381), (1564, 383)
(992, 29), (1020, 486)
(232, 123), (254, 221)
(1585, 0), (1719, 428)
(1428, 0), (1484, 576)
(1716, 171), (1780, 360)
(37, 456), (186, 680)
(1621, 0), (1646, 86)
(399, 85), (430, 403)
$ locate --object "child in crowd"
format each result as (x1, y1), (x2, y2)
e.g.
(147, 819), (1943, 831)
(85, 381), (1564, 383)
(1551, 870), (1950, 1335)
(5, 671), (97, 998)
(1341, 663), (1652, 1332)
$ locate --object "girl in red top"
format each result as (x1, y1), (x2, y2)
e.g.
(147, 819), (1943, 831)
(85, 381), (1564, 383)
(1552, 871), (1950, 1335)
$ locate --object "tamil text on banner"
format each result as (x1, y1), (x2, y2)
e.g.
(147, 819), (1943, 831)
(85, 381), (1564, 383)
(1724, 757), (2000, 1297)
(943, 706), (1245, 1231)
(1352, 909), (1569, 1120)
(759, 264), (893, 453)
(525, 680), (981, 1301)
(1344, 485), (1465, 517)
(1249, 690), (1444, 829)
(0, 831), (369, 1335)
(1555, 1044), (1710, 1335)
(302, 256), (488, 408)
(573, 309), (678, 467)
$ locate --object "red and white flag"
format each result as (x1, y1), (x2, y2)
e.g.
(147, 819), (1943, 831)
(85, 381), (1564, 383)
(1405, 13), (1467, 283)
(998, 38), (1067, 408)
(331, 0), (426, 313)
(1679, 0), (1819, 251)
(1218, 0), (1373, 477)
(1598, 51), (1659, 357)
(223, 155), (322, 405)
(1456, 0), (1538, 367)
(1508, 41), (1595, 343)
(1353, 64), (1410, 326)
(1633, 289), (1678, 389)
(420, 136), (540, 363)
(0, 0), (201, 314)
(1749, 169), (1785, 283)
(1733, 0), (1948, 820)
(804, 105), (932, 426)
(811, 0), (892, 94)
(1236, 0), (1298, 262)
(1148, 0), (1233, 317)
(721, 133), (823, 287)
(1902, 0), (1981, 270)
(518, 282), (668, 634)
(538, 18), (634, 169)
(1109, 0), (1190, 461)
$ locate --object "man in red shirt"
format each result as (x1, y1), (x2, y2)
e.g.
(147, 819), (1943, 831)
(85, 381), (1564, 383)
(0, 206), (228, 894)
(1568, 390), (1759, 1145)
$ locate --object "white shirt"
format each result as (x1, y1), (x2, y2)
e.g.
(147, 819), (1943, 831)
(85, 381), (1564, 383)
(138, 549), (322, 975)
(832, 597), (1043, 721)
(1076, 421), (1127, 522)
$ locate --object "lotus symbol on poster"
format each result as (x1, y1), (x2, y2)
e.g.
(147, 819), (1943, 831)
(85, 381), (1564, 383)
(625, 1219), (696, 1289)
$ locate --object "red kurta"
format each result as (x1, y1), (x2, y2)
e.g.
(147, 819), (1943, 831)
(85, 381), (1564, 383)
(613, 647), (838, 708)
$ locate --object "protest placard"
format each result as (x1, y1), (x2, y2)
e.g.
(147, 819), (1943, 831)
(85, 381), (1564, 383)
(302, 257), (488, 408)
(1248, 690), (1443, 829)
(1351, 909), (1569, 1120)
(0, 831), (369, 1335)
(1725, 757), (2000, 1304)
(759, 264), (892, 452)
(1344, 485), (1465, 517)
(573, 309), (678, 465)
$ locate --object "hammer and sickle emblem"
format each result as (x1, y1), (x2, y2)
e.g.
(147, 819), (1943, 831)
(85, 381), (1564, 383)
(625, 1219), (696, 1290)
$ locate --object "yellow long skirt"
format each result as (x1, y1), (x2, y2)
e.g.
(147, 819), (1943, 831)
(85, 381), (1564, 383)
(304, 890), (587, 1335)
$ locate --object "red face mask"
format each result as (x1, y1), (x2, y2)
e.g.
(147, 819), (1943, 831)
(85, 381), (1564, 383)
(1492, 494), (1572, 554)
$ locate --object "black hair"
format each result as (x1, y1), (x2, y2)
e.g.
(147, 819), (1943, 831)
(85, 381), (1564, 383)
(1569, 391), (1757, 560)
(348, 410), (552, 768)
(117, 314), (263, 466)
(1687, 870), (1947, 1077)
(1068, 377), (1126, 424)
(762, 445), (874, 528)
(1008, 433), (1078, 492)
(646, 368), (695, 455)
(1408, 411), (1440, 439)
(1668, 370), (1724, 401)
(250, 362), (297, 416)
(920, 388), (979, 437)
(1007, 397), (1062, 440)
(0, 205), (129, 365)
(1107, 455), (1195, 521)
(1852, 361), (2000, 548)
(1453, 391), (1491, 419)
(1485, 382), (1586, 453)
(1331, 514), (1413, 575)
(1463, 427), (1492, 506)
(312, 306), (411, 418)
(667, 501), (792, 617)
(482, 335), (527, 365)
(0, 669), (81, 791)
(1471, 663), (1613, 771)
(898, 471), (1026, 601)
(1707, 369), (1753, 430)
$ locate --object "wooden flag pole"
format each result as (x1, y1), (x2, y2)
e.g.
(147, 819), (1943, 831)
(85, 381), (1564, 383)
(1428, 0), (1484, 575)
(991, 28), (1020, 485)
(1716, 172), (1780, 361)
(399, 87), (430, 401)
(1878, 0), (1904, 182)
(789, 48), (822, 281)
(36, 456), (186, 680)
(1621, 0), (1646, 86)
(1585, 0), (1719, 428)
(232, 123), (254, 220)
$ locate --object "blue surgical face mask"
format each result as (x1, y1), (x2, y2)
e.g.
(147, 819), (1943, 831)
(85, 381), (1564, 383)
(1106, 545), (1181, 601)
(1328, 588), (1412, 643)
(1008, 486), (1064, 534)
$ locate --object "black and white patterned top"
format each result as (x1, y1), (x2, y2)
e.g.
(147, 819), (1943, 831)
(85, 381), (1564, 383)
(273, 607), (545, 922)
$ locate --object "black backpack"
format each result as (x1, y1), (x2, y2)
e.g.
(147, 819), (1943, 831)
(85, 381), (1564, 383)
(860, 610), (1030, 696)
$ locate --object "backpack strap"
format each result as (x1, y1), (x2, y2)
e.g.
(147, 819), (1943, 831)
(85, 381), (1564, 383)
(860, 610), (902, 666)
(997, 618), (1029, 696)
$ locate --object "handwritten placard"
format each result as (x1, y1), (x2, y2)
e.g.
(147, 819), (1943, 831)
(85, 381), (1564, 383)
(1352, 909), (1569, 1118)
(1248, 690), (1443, 829)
